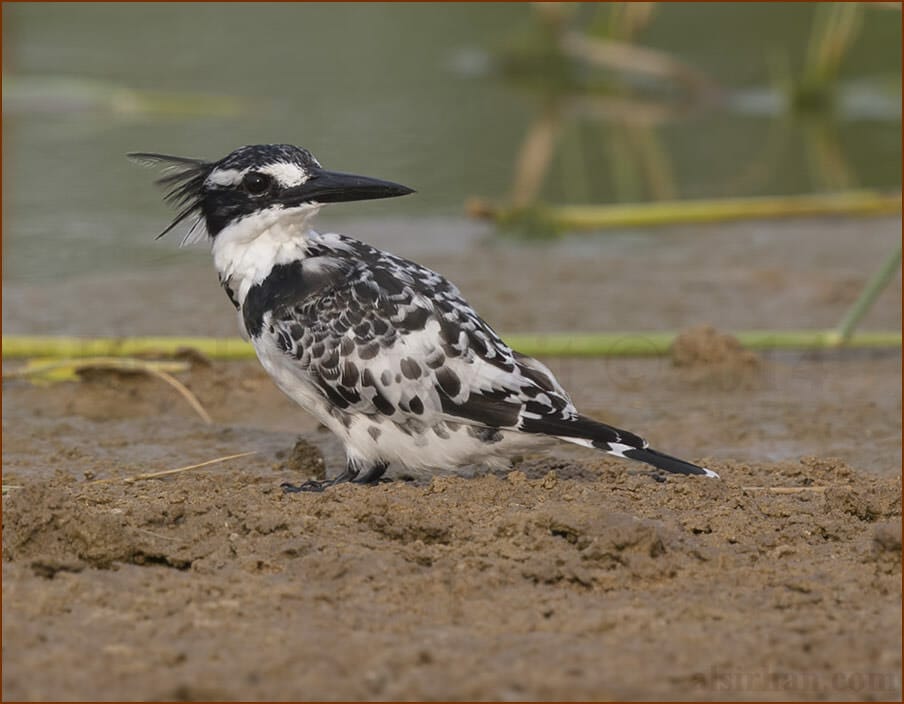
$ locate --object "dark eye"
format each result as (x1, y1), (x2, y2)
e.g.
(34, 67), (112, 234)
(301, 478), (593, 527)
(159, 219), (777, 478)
(242, 172), (272, 196)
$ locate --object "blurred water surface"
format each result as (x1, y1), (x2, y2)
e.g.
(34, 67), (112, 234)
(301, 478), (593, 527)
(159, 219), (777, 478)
(3, 2), (901, 283)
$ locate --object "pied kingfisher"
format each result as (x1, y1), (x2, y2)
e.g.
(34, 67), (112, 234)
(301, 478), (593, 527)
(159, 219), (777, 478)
(132, 144), (718, 491)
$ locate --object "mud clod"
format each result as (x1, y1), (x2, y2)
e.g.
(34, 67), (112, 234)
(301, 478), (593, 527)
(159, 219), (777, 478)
(273, 436), (325, 480)
(670, 324), (761, 388)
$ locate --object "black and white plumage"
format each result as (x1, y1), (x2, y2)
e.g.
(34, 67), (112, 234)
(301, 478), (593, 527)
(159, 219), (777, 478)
(132, 144), (718, 490)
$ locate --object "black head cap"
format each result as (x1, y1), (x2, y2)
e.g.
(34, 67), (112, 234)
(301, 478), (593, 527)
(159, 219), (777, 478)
(130, 144), (414, 240)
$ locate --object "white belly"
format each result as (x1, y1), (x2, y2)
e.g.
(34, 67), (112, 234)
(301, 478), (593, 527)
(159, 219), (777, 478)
(251, 337), (545, 478)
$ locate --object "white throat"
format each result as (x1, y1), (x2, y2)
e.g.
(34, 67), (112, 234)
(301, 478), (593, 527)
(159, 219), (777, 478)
(211, 204), (321, 305)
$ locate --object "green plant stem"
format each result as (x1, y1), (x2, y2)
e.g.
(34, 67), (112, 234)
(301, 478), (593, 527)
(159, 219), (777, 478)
(2, 336), (256, 360)
(3, 331), (899, 361)
(828, 245), (902, 345)
(470, 191), (902, 231)
(504, 331), (900, 356)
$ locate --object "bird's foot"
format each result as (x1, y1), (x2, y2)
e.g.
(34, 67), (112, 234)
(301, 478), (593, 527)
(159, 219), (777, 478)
(281, 478), (341, 493)
(280, 476), (391, 493)
(281, 460), (389, 493)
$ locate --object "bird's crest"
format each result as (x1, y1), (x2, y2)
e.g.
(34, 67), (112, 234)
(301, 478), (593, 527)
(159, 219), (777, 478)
(128, 152), (212, 245)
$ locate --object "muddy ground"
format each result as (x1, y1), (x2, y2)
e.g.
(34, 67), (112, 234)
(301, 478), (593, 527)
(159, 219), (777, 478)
(3, 217), (902, 700)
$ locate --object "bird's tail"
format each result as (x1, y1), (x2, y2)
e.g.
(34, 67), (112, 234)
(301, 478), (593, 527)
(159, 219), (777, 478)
(609, 445), (720, 479)
(522, 414), (719, 478)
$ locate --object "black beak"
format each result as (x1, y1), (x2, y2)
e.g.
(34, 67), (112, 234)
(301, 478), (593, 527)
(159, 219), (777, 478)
(282, 168), (414, 205)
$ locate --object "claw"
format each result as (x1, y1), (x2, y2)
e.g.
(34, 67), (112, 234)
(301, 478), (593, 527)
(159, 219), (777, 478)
(281, 480), (330, 493)
(281, 460), (389, 493)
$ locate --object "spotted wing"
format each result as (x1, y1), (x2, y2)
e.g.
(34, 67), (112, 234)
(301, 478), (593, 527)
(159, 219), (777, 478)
(254, 242), (579, 431)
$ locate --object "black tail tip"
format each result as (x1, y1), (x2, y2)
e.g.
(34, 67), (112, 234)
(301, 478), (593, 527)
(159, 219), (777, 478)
(621, 447), (720, 479)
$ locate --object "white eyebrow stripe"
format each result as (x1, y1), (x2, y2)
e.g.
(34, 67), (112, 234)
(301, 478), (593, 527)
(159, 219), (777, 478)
(260, 162), (310, 188)
(206, 168), (244, 187)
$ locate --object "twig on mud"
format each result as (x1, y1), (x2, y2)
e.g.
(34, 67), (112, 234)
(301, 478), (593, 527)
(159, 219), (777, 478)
(134, 528), (182, 542)
(2, 485), (24, 495)
(90, 451), (257, 485)
(741, 486), (828, 494)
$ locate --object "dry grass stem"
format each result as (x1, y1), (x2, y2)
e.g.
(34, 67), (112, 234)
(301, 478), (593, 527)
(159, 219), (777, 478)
(141, 366), (213, 425)
(89, 451), (258, 485)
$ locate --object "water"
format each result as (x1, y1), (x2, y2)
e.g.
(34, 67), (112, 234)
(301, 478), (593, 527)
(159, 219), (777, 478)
(3, 2), (901, 284)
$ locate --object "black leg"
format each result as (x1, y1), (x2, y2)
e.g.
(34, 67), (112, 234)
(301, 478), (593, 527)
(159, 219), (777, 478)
(353, 460), (388, 485)
(281, 459), (389, 493)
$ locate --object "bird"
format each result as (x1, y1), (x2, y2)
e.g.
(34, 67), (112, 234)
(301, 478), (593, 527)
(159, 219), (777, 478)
(131, 143), (719, 491)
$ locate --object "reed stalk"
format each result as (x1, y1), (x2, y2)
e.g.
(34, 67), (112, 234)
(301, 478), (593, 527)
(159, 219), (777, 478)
(468, 191), (902, 231)
(828, 245), (902, 344)
(4, 331), (899, 361)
